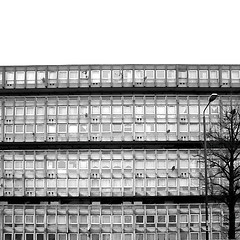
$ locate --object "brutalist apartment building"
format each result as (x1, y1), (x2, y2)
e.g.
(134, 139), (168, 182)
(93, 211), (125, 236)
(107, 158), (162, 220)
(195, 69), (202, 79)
(0, 64), (240, 240)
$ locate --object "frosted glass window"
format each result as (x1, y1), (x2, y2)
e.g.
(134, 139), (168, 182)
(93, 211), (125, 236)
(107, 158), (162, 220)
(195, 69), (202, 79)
(113, 70), (122, 79)
(69, 179), (78, 187)
(26, 215), (34, 224)
(26, 124), (34, 133)
(145, 70), (154, 79)
(5, 125), (13, 133)
(6, 71), (14, 80)
(167, 106), (176, 114)
(156, 70), (165, 79)
(167, 70), (176, 79)
(92, 124), (100, 132)
(168, 124), (176, 132)
(69, 71), (78, 79)
(168, 179), (176, 187)
(101, 160), (111, 169)
(80, 106), (88, 115)
(57, 179), (67, 187)
(37, 107), (44, 115)
(157, 124), (166, 132)
(222, 70), (229, 79)
(188, 70), (198, 79)
(135, 106), (144, 114)
(102, 124), (111, 132)
(135, 124), (144, 132)
(68, 161), (77, 169)
(112, 124), (122, 131)
(158, 178), (166, 187)
(48, 71), (57, 79)
(47, 179), (56, 187)
(146, 106), (155, 114)
(124, 179), (133, 187)
(69, 106), (78, 115)
(58, 71), (68, 79)
(26, 107), (34, 115)
(199, 70), (208, 79)
(136, 179), (144, 187)
(16, 107), (24, 115)
(16, 71), (25, 80)
(47, 161), (56, 169)
(48, 125), (56, 133)
(179, 178), (188, 186)
(113, 216), (122, 223)
(57, 160), (66, 169)
(135, 161), (144, 169)
(27, 71), (35, 81)
(36, 215), (44, 223)
(102, 106), (111, 114)
(36, 179), (44, 188)
(48, 107), (56, 115)
(91, 161), (100, 169)
(80, 124), (88, 132)
(123, 106), (132, 114)
(231, 70), (240, 79)
(210, 70), (218, 79)
(146, 124), (155, 132)
(37, 71), (45, 80)
(189, 124), (199, 132)
(189, 105), (199, 114)
(91, 70), (100, 81)
(135, 70), (144, 78)
(79, 160), (88, 169)
(47, 215), (56, 224)
(6, 107), (13, 115)
(123, 70), (132, 79)
(102, 215), (111, 224)
(69, 215), (78, 224)
(15, 215), (23, 223)
(112, 179), (122, 187)
(179, 106), (188, 114)
(14, 161), (23, 169)
(15, 125), (24, 133)
(124, 216), (133, 223)
(147, 179), (155, 187)
(112, 160), (122, 169)
(4, 161), (13, 169)
(58, 106), (67, 115)
(69, 124), (78, 133)
(146, 160), (155, 169)
(4, 215), (12, 223)
(113, 106), (122, 114)
(58, 215), (67, 224)
(58, 124), (67, 133)
(36, 161), (44, 169)
(102, 70), (111, 79)
(36, 125), (44, 133)
(92, 216), (100, 224)
(123, 124), (132, 132)
(92, 106), (100, 114)
(25, 179), (34, 188)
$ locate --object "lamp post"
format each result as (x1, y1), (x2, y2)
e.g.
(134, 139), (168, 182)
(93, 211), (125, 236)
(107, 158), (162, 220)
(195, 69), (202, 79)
(203, 93), (218, 240)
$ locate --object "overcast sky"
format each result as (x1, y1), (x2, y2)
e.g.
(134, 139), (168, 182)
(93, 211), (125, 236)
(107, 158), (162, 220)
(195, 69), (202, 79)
(0, 0), (239, 66)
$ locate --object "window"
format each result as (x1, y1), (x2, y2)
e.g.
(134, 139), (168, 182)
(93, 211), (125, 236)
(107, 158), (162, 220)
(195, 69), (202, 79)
(15, 215), (23, 223)
(156, 70), (165, 79)
(91, 70), (100, 82)
(36, 215), (44, 224)
(6, 72), (14, 80)
(4, 161), (13, 169)
(15, 107), (24, 115)
(47, 215), (56, 224)
(37, 71), (46, 81)
(135, 106), (144, 114)
(102, 70), (111, 80)
(102, 124), (111, 132)
(190, 214), (199, 222)
(146, 124), (155, 132)
(58, 71), (68, 79)
(5, 107), (13, 115)
(135, 70), (144, 79)
(92, 106), (100, 114)
(112, 124), (122, 132)
(145, 70), (154, 79)
(25, 215), (34, 224)
(169, 215), (176, 223)
(69, 106), (78, 115)
(37, 234), (44, 240)
(210, 70), (218, 79)
(222, 70), (229, 79)
(113, 106), (122, 114)
(199, 70), (208, 79)
(58, 124), (67, 133)
(48, 106), (56, 115)
(48, 71), (57, 79)
(68, 124), (78, 133)
(113, 215), (122, 224)
(36, 124), (44, 133)
(14, 161), (23, 169)
(5, 125), (13, 133)
(25, 179), (34, 188)
(102, 215), (111, 224)
(4, 215), (13, 223)
(136, 215), (144, 223)
(26, 107), (35, 115)
(48, 234), (55, 240)
(69, 71), (78, 79)
(15, 125), (24, 133)
(16, 71), (25, 80)
(231, 70), (240, 79)
(69, 234), (78, 240)
(48, 125), (56, 133)
(123, 70), (132, 80)
(69, 215), (78, 224)
(167, 70), (176, 79)
(188, 70), (198, 79)
(92, 215), (100, 224)
(27, 71), (35, 81)
(15, 234), (23, 240)
(58, 106), (67, 115)
(124, 215), (132, 224)
(102, 106), (111, 114)
(37, 107), (45, 115)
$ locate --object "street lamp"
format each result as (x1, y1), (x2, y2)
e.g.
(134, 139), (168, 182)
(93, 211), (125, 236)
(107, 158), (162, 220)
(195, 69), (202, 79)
(203, 93), (218, 240)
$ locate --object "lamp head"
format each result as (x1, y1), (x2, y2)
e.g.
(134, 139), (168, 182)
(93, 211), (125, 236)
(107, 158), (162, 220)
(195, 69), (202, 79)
(208, 93), (218, 103)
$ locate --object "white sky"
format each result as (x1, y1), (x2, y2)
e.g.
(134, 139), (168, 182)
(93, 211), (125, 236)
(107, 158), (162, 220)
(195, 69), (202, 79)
(0, 0), (239, 66)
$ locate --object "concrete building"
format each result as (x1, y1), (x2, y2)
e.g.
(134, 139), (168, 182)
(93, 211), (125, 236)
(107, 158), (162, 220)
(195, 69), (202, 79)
(0, 64), (240, 240)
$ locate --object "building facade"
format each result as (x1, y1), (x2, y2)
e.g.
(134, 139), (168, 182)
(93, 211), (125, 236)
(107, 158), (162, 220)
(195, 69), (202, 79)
(0, 64), (240, 240)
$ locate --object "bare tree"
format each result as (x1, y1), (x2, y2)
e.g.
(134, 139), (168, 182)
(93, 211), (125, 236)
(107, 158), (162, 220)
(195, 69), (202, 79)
(206, 106), (240, 240)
